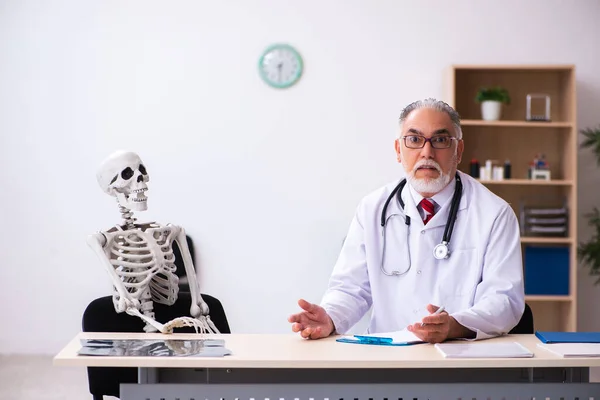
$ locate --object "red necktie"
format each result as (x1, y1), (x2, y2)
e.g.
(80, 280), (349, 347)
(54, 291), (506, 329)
(420, 198), (435, 225)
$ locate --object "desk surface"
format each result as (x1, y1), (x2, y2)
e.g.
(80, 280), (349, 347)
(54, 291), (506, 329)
(53, 333), (600, 369)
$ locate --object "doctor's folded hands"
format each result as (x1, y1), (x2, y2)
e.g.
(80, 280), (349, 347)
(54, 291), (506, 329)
(288, 98), (525, 344)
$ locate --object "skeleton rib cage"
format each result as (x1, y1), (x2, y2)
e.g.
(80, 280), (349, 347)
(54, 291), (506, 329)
(105, 223), (181, 318)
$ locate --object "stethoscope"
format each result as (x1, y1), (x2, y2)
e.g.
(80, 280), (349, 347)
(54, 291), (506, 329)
(379, 173), (462, 276)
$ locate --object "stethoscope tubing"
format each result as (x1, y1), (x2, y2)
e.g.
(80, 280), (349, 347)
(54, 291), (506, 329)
(379, 173), (462, 276)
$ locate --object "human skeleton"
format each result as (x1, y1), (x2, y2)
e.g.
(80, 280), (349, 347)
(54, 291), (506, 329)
(87, 150), (218, 334)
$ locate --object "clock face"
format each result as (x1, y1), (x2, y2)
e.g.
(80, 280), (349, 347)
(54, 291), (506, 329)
(258, 44), (303, 89)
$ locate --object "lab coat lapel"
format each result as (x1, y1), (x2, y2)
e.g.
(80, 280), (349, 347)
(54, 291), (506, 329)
(399, 186), (422, 224)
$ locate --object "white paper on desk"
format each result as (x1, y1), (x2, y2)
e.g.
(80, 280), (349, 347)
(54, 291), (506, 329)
(434, 342), (533, 358)
(357, 329), (424, 344)
(537, 343), (600, 357)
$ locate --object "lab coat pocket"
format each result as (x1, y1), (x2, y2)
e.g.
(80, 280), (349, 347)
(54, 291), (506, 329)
(437, 248), (477, 311)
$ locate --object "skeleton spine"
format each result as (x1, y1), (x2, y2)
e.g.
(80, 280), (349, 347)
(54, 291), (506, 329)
(140, 288), (156, 332)
(117, 203), (136, 229)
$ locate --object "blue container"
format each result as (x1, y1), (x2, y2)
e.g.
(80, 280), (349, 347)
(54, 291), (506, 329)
(524, 246), (569, 295)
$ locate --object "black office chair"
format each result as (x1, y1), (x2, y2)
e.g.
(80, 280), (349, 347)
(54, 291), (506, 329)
(508, 303), (534, 334)
(82, 292), (231, 400)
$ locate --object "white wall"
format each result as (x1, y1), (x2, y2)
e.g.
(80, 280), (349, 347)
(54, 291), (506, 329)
(1, 0), (600, 354)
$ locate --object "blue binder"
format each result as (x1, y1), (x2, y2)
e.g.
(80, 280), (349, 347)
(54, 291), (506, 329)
(535, 331), (600, 344)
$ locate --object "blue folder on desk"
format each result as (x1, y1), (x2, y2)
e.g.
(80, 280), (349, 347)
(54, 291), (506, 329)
(535, 331), (600, 344)
(336, 330), (425, 346)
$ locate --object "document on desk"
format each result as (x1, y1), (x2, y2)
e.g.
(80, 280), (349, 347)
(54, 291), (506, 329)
(336, 329), (425, 346)
(77, 338), (231, 357)
(537, 343), (600, 357)
(434, 342), (533, 358)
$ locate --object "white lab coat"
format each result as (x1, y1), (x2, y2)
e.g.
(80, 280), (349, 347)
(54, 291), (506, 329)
(321, 171), (525, 340)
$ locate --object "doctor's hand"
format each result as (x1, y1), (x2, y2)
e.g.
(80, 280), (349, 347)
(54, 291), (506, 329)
(288, 299), (335, 340)
(407, 304), (451, 344)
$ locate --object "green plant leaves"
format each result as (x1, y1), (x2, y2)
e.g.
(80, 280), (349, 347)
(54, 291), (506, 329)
(577, 127), (600, 284)
(578, 208), (600, 284)
(580, 126), (600, 166)
(475, 87), (511, 104)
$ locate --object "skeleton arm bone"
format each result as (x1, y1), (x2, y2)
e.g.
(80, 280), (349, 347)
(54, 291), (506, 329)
(171, 225), (205, 317)
(171, 226), (219, 333)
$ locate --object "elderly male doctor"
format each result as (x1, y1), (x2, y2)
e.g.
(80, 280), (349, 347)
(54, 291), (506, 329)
(288, 98), (525, 343)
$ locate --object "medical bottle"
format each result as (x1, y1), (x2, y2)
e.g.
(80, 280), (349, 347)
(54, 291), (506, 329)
(469, 159), (480, 178)
(504, 159), (511, 179)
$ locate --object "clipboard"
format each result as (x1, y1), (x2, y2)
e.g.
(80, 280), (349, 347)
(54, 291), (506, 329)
(336, 337), (418, 346)
(336, 329), (425, 346)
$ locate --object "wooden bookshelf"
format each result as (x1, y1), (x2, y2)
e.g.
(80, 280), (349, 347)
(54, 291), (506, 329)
(446, 65), (577, 332)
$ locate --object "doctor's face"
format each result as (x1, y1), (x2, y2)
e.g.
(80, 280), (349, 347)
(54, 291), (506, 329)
(394, 108), (464, 197)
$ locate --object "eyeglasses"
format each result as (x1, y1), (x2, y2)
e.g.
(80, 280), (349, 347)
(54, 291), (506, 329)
(401, 135), (458, 149)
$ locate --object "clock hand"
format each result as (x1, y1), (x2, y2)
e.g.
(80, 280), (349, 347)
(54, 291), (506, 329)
(277, 62), (283, 82)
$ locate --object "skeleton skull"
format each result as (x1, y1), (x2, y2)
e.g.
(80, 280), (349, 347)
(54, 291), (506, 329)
(96, 150), (150, 211)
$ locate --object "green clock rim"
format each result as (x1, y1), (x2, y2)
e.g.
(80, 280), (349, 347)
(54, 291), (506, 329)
(258, 43), (303, 89)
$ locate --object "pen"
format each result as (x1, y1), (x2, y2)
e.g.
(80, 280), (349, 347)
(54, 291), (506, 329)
(353, 335), (393, 344)
(421, 305), (445, 327)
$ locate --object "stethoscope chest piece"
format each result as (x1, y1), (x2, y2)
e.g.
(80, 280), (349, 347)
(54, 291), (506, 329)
(433, 242), (450, 260)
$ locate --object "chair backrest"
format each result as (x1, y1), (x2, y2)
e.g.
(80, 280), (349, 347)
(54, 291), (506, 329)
(508, 303), (534, 334)
(172, 234), (195, 292)
(82, 292), (230, 399)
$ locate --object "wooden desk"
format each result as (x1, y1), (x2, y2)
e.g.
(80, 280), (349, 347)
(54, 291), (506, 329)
(54, 333), (600, 399)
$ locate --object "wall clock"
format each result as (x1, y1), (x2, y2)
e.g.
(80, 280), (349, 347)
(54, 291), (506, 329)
(258, 44), (303, 89)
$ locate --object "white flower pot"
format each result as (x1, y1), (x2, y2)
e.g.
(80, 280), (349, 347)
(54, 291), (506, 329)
(481, 100), (502, 121)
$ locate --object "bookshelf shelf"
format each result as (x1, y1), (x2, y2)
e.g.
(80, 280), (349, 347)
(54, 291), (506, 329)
(478, 179), (573, 186)
(521, 237), (574, 245)
(462, 119), (573, 128)
(525, 295), (573, 302)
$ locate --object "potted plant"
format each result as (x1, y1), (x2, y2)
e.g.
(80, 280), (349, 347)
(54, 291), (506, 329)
(578, 125), (600, 283)
(475, 87), (511, 121)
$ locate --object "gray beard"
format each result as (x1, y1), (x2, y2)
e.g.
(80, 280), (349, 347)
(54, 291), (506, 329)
(407, 171), (451, 195)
